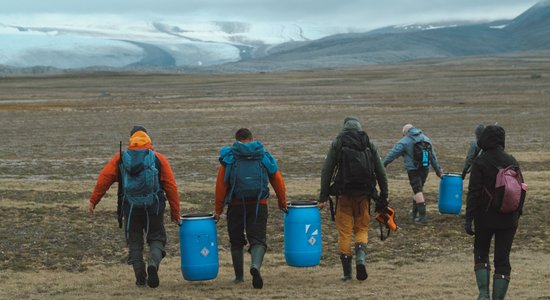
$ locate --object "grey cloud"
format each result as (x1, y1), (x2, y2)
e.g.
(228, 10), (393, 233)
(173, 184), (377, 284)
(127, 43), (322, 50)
(1, 0), (540, 29)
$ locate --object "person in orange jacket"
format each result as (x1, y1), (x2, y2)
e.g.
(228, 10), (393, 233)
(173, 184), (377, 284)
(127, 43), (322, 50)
(89, 125), (180, 288)
(214, 128), (287, 289)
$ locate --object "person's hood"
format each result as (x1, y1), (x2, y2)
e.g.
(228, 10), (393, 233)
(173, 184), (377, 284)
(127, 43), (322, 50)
(477, 125), (505, 151)
(406, 127), (423, 142)
(128, 131), (153, 150)
(343, 117), (362, 131)
(231, 140), (265, 159)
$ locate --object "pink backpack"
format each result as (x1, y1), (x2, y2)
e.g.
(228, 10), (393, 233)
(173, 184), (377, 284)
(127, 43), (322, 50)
(485, 165), (527, 213)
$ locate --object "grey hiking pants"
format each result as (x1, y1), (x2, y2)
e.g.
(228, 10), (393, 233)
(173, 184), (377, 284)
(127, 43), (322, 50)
(126, 207), (167, 272)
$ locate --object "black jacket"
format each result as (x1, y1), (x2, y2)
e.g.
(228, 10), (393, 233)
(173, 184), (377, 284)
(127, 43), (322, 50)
(465, 125), (522, 229)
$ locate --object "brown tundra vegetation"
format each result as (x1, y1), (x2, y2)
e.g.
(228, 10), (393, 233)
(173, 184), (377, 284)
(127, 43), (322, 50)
(0, 55), (549, 299)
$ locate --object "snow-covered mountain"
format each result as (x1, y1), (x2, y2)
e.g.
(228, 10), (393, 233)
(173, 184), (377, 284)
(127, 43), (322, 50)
(0, 15), (356, 69)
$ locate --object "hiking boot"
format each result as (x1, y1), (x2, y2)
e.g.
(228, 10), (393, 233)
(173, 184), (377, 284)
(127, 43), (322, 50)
(147, 265), (159, 288)
(492, 274), (510, 300)
(230, 248), (244, 284)
(408, 200), (418, 220)
(340, 254), (352, 281)
(250, 245), (266, 289)
(475, 263), (490, 300)
(414, 202), (427, 224)
(355, 243), (368, 281)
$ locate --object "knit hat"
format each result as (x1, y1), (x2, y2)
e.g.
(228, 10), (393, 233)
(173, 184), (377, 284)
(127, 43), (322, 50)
(130, 125), (148, 136)
(343, 116), (362, 131)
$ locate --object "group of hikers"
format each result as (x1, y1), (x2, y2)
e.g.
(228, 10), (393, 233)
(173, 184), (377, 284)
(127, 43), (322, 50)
(89, 119), (525, 299)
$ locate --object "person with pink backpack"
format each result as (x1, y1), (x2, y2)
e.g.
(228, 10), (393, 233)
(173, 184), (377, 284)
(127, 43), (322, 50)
(464, 125), (527, 300)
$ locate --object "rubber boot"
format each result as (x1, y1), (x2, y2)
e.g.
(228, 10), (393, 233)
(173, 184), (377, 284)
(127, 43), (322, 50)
(414, 202), (427, 224)
(250, 245), (266, 289)
(355, 243), (368, 281)
(474, 263), (490, 300)
(147, 241), (164, 288)
(230, 248), (244, 284)
(132, 261), (147, 287)
(408, 200), (418, 220)
(340, 254), (352, 281)
(492, 274), (510, 300)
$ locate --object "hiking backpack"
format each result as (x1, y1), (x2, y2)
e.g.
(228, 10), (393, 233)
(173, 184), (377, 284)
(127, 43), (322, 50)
(413, 141), (431, 169)
(485, 165), (527, 214)
(120, 149), (160, 208)
(226, 151), (270, 203)
(332, 131), (376, 196)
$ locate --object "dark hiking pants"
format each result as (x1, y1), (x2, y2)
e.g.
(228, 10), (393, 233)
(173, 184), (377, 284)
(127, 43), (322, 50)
(227, 203), (268, 251)
(474, 225), (517, 276)
(126, 207), (167, 271)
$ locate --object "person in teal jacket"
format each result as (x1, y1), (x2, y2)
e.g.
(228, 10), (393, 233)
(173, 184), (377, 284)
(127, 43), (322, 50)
(383, 124), (442, 223)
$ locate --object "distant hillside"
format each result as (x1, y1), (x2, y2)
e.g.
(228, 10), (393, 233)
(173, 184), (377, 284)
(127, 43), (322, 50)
(215, 1), (550, 72)
(1, 1), (550, 74)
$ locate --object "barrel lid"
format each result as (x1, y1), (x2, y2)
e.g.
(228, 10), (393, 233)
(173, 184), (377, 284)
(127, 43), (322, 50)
(288, 201), (318, 208)
(443, 173), (462, 177)
(180, 213), (214, 220)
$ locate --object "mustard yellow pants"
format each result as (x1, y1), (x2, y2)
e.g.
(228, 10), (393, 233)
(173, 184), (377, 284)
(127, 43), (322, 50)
(335, 195), (370, 256)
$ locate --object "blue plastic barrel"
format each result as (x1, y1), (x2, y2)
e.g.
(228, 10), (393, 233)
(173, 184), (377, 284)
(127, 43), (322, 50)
(284, 201), (322, 267)
(179, 213), (219, 281)
(438, 173), (463, 214)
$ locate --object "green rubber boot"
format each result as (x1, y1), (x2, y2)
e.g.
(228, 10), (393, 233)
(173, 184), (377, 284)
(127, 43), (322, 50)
(250, 245), (266, 289)
(475, 263), (490, 300)
(492, 274), (510, 300)
(408, 200), (418, 220)
(414, 202), (427, 224)
(355, 243), (368, 281)
(230, 248), (244, 283)
(340, 254), (352, 281)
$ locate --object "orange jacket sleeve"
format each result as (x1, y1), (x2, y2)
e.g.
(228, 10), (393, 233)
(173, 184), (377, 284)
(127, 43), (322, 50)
(89, 152), (121, 206)
(269, 170), (287, 210)
(155, 152), (180, 222)
(215, 165), (229, 215)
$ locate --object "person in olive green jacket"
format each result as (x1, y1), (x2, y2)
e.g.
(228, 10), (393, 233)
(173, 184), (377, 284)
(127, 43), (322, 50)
(318, 117), (389, 282)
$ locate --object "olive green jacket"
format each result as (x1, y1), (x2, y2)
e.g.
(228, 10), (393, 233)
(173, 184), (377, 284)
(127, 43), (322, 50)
(319, 120), (388, 203)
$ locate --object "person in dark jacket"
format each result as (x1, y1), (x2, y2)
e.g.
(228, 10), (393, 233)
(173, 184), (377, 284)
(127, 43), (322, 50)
(461, 124), (485, 179)
(318, 117), (389, 281)
(464, 125), (524, 300)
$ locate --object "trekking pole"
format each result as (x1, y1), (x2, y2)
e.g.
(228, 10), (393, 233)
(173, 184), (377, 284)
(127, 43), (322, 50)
(117, 141), (123, 228)
(328, 196), (336, 222)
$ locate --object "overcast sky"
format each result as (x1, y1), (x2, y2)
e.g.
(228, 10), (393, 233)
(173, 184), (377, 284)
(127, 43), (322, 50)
(1, 0), (540, 30)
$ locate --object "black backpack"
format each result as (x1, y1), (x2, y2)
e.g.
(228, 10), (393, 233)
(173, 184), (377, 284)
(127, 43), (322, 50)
(331, 131), (376, 197)
(413, 141), (431, 169)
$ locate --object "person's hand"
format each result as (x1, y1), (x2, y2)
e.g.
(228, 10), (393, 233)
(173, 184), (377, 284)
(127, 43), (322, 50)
(171, 213), (180, 225)
(464, 220), (475, 236)
(317, 201), (326, 210)
(375, 203), (388, 214)
(88, 202), (96, 216)
(436, 169), (443, 178)
(461, 171), (467, 180)
(213, 213), (221, 222)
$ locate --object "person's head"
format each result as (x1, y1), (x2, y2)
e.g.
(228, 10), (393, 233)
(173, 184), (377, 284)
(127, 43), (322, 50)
(343, 116), (362, 131)
(130, 125), (148, 136)
(402, 124), (414, 136)
(235, 128), (253, 142)
(478, 125), (505, 151)
(475, 124), (485, 141)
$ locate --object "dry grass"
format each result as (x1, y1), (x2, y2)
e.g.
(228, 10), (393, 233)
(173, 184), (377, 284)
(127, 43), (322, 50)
(1, 55), (549, 299)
